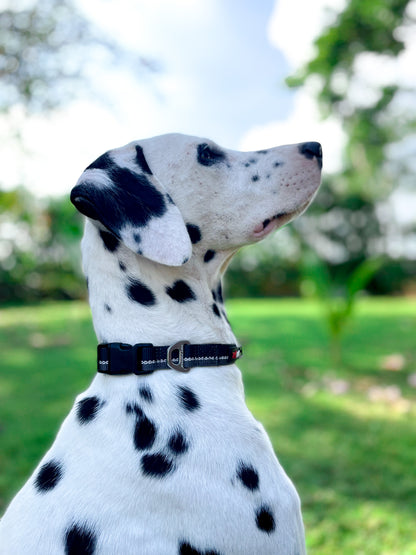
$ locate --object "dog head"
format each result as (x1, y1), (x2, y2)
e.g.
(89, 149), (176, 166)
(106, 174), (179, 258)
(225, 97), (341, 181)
(71, 133), (322, 265)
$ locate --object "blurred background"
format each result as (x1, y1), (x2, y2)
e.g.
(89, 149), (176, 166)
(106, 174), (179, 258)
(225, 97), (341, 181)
(1, 0), (415, 304)
(1, 0), (416, 553)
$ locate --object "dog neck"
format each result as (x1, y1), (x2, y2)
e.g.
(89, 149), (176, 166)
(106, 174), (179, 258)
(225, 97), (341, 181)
(82, 221), (237, 348)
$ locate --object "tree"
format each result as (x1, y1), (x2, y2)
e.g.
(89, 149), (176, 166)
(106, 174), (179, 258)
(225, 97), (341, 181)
(0, 188), (86, 303)
(228, 1), (416, 300)
(288, 0), (415, 198)
(0, 0), (155, 302)
(286, 0), (416, 295)
(0, 0), (155, 114)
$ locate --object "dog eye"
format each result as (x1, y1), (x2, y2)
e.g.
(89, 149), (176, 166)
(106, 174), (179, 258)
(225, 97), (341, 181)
(197, 143), (226, 167)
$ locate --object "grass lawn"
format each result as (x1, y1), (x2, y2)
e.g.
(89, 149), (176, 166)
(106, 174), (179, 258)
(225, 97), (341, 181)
(0, 298), (415, 554)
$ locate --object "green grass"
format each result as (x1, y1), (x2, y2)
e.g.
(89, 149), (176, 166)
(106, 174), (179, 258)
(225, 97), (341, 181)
(1, 298), (415, 554)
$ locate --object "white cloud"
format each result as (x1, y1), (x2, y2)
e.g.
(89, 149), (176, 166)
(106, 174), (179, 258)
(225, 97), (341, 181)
(3, 0), (415, 199)
(343, 3), (416, 110)
(1, 0), (290, 196)
(267, 0), (346, 68)
(239, 0), (347, 173)
(240, 89), (345, 173)
(243, 0), (416, 175)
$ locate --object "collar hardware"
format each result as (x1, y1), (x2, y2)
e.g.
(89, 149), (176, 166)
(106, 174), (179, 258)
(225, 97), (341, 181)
(97, 341), (242, 376)
(167, 340), (191, 372)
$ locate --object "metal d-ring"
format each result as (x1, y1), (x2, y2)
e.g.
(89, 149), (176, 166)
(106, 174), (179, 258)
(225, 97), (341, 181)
(167, 340), (191, 372)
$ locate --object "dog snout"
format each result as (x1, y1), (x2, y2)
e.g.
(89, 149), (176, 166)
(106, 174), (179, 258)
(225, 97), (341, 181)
(299, 142), (323, 169)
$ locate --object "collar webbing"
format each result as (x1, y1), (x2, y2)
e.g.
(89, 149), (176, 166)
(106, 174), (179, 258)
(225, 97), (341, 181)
(97, 341), (243, 376)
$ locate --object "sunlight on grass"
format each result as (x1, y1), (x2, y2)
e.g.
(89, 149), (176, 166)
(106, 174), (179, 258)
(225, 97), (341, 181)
(1, 299), (415, 554)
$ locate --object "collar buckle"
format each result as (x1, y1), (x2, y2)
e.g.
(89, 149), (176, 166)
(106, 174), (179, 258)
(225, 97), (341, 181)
(97, 341), (242, 376)
(98, 343), (153, 375)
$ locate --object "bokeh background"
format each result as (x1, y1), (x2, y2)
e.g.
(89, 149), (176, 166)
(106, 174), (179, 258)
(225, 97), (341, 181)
(1, 1), (415, 553)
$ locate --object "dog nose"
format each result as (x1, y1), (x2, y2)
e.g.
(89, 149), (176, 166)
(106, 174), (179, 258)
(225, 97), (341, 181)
(299, 142), (323, 169)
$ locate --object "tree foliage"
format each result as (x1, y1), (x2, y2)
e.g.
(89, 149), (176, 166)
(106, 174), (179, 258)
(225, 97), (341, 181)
(0, 0), (157, 302)
(0, 0), (155, 113)
(0, 188), (84, 303)
(288, 0), (415, 198)
(1, 0), (415, 301)
(1, 0), (91, 112)
(271, 0), (416, 300)
(230, 0), (416, 299)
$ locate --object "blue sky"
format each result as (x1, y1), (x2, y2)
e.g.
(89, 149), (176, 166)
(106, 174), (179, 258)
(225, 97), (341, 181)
(152, 0), (293, 144)
(2, 0), (340, 196)
(2, 0), (414, 212)
(79, 0), (294, 147)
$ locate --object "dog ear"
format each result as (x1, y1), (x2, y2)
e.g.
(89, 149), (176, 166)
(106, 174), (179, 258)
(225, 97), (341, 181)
(70, 144), (192, 266)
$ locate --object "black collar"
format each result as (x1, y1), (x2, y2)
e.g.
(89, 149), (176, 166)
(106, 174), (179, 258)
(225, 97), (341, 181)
(97, 340), (243, 375)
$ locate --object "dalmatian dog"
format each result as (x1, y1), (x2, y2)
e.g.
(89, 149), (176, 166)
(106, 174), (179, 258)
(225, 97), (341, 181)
(0, 133), (322, 554)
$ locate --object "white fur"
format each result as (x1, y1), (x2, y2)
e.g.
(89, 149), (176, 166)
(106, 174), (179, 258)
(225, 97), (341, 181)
(0, 133), (321, 554)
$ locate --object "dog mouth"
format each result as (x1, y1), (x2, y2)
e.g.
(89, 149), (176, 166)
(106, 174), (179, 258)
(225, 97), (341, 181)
(253, 213), (291, 238)
(253, 201), (311, 239)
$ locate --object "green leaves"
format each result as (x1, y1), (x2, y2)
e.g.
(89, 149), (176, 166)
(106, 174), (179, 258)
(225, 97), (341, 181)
(0, 187), (84, 303)
(288, 0), (414, 198)
(302, 253), (384, 363)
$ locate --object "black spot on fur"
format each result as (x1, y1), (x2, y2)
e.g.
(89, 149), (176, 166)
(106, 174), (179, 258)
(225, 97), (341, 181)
(133, 232), (141, 244)
(110, 168), (166, 222)
(255, 505), (276, 534)
(104, 303), (112, 313)
(135, 145), (153, 175)
(216, 282), (224, 304)
(126, 402), (144, 418)
(119, 261), (126, 272)
(186, 223), (202, 244)
(34, 460), (63, 493)
(274, 161), (281, 168)
(133, 414), (157, 451)
(197, 143), (226, 167)
(86, 152), (113, 171)
(177, 386), (200, 412)
(99, 230), (120, 252)
(212, 303), (221, 317)
(139, 385), (153, 403)
(141, 453), (174, 478)
(203, 249), (216, 263)
(71, 156), (167, 236)
(168, 429), (189, 455)
(65, 523), (97, 555)
(179, 542), (222, 555)
(257, 149), (269, 154)
(237, 462), (259, 491)
(77, 396), (104, 425)
(251, 175), (259, 182)
(166, 280), (196, 303)
(127, 279), (156, 306)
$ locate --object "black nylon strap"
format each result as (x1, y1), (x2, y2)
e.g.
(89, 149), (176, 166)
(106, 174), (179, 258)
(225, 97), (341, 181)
(97, 341), (243, 376)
